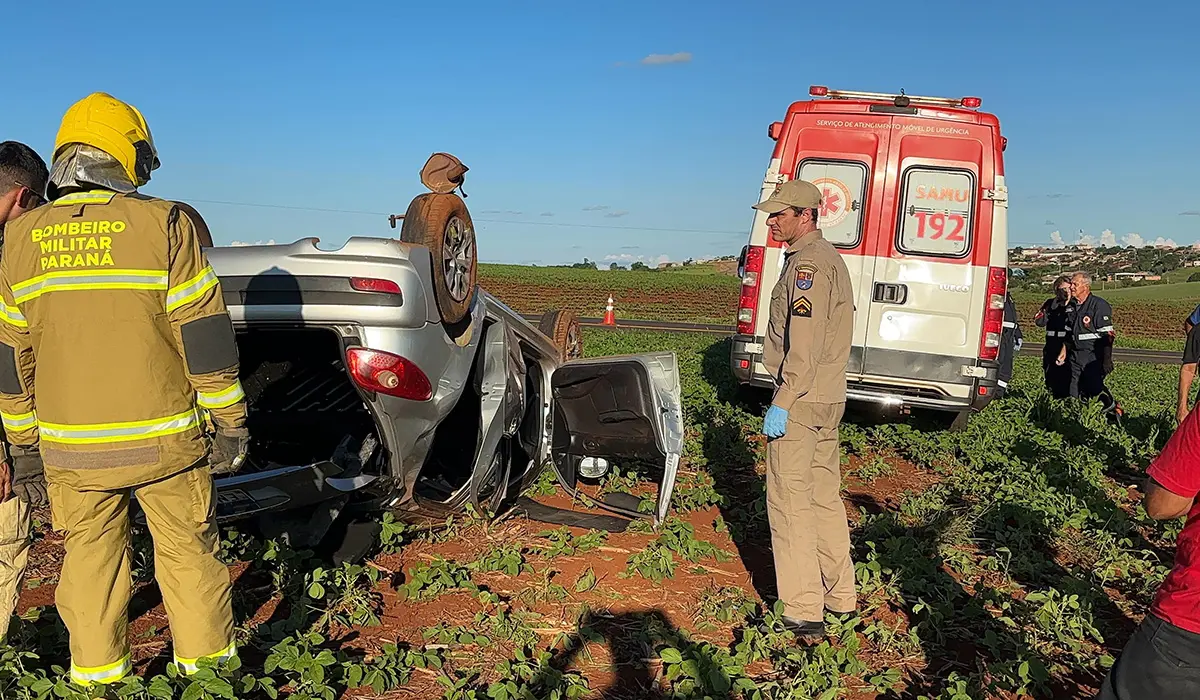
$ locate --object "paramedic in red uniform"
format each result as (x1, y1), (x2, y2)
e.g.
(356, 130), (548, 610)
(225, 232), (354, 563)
(755, 179), (856, 644)
(1100, 406), (1200, 698)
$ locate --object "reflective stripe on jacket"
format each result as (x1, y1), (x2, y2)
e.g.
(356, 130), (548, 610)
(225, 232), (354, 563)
(0, 190), (246, 490)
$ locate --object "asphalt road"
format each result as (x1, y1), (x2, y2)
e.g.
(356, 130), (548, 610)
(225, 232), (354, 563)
(528, 315), (1181, 365)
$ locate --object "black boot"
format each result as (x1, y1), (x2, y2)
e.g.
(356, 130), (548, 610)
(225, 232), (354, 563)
(782, 616), (825, 643)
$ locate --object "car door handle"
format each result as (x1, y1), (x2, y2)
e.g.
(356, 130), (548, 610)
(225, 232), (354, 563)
(873, 282), (907, 304)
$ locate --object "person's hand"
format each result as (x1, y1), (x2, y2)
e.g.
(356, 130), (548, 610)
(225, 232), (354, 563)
(209, 427), (249, 475)
(10, 445), (46, 507)
(763, 405), (788, 439)
(0, 461), (11, 503)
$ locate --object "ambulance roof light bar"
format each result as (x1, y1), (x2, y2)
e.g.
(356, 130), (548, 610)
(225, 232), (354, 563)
(809, 85), (982, 109)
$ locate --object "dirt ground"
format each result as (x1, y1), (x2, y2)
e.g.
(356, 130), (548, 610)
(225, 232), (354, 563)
(10, 453), (1084, 699)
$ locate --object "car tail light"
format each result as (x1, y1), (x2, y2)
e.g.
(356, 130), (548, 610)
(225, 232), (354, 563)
(737, 245), (766, 335)
(350, 277), (402, 294)
(979, 266), (1007, 362)
(809, 85), (829, 97)
(961, 96), (982, 108)
(346, 347), (432, 401)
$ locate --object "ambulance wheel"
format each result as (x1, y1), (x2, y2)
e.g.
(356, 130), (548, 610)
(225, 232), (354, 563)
(400, 193), (477, 325)
(538, 310), (583, 361)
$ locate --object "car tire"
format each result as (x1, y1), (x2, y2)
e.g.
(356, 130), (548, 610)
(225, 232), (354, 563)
(538, 309), (583, 361)
(400, 193), (477, 325)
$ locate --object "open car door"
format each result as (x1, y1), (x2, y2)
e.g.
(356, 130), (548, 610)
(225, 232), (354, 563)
(549, 351), (683, 526)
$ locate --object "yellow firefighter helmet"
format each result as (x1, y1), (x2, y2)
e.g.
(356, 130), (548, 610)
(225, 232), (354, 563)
(54, 93), (161, 187)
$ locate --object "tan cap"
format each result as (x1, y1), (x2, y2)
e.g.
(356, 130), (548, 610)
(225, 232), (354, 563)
(752, 179), (822, 214)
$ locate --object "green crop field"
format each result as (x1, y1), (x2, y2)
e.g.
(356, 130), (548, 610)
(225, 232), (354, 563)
(2, 327), (1186, 699)
(1101, 281), (1200, 301)
(480, 263), (1194, 350)
(478, 263), (743, 325)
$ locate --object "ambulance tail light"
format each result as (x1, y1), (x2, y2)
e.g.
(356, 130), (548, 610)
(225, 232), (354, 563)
(737, 245), (766, 335)
(979, 267), (1007, 362)
(347, 347), (433, 401)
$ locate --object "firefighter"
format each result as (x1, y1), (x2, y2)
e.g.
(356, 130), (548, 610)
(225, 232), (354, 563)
(0, 93), (249, 685)
(1034, 275), (1074, 398)
(996, 291), (1022, 399)
(1065, 272), (1119, 414)
(754, 179), (856, 643)
(0, 141), (50, 643)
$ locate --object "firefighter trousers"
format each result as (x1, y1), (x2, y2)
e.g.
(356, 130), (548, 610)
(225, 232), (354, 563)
(765, 401), (857, 621)
(47, 463), (235, 685)
(0, 495), (31, 644)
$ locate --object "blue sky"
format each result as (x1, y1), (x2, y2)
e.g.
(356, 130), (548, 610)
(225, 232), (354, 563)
(5, 0), (1198, 264)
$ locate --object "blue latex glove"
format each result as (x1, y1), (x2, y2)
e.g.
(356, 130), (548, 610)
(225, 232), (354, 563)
(763, 405), (788, 439)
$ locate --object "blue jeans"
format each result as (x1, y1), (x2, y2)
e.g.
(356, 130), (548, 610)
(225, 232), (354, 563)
(1100, 614), (1200, 699)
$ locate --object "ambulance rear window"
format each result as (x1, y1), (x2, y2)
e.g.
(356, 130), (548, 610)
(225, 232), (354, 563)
(797, 159), (868, 247)
(897, 168), (975, 257)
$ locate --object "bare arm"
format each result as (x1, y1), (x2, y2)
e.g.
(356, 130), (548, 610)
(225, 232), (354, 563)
(1180, 363), (1197, 422)
(1145, 476), (1195, 520)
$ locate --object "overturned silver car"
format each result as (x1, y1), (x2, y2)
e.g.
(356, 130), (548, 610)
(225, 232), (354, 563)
(194, 186), (683, 542)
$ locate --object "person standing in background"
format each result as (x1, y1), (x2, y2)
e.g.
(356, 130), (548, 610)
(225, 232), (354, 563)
(1178, 304), (1200, 424)
(0, 141), (50, 644)
(1034, 275), (1074, 398)
(996, 291), (1022, 399)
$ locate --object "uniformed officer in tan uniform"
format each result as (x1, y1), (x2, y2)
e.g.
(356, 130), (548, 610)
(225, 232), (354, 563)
(753, 179), (856, 643)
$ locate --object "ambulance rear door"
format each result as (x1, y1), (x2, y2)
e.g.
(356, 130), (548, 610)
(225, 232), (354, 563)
(786, 114), (893, 379)
(860, 118), (998, 401)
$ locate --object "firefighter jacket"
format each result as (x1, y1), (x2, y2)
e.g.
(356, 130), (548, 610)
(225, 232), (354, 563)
(0, 190), (246, 491)
(762, 229), (854, 410)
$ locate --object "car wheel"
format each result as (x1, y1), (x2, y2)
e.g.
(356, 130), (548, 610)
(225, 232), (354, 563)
(538, 309), (583, 361)
(400, 193), (477, 325)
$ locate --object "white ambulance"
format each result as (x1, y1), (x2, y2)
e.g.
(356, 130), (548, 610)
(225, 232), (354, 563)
(731, 86), (1010, 424)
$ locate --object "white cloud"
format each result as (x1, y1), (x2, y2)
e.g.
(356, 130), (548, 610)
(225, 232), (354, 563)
(228, 239), (276, 247)
(1077, 232), (1096, 246)
(604, 252), (671, 265)
(540, 212), (554, 217)
(1120, 233), (1179, 248)
(640, 52), (692, 66)
(583, 205), (610, 212)
(480, 210), (523, 216)
(1099, 229), (1118, 247)
(604, 210), (630, 218)
(1049, 230), (1064, 247)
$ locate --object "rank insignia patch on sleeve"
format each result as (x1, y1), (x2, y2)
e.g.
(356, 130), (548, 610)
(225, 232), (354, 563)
(791, 296), (812, 317)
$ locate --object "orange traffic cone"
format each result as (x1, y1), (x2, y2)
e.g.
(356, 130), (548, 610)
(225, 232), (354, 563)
(602, 296), (616, 326)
